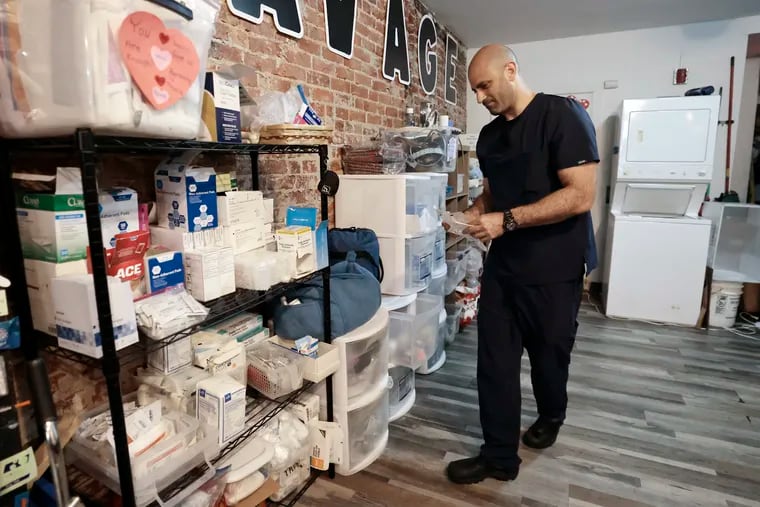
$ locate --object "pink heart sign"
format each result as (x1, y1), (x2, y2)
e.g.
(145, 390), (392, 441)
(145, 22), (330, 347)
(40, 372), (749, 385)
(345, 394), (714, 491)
(118, 11), (200, 110)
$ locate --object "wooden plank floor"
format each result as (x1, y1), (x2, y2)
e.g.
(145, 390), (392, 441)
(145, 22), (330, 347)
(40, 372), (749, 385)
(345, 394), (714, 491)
(300, 305), (760, 506)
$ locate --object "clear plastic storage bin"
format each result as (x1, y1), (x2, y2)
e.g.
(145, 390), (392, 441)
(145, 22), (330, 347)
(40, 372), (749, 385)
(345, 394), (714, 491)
(445, 303), (463, 345)
(418, 311), (447, 375)
(335, 174), (438, 236)
(267, 444), (312, 502)
(426, 266), (447, 297)
(444, 255), (467, 295)
(0, 0), (221, 139)
(388, 293), (443, 369)
(66, 399), (217, 507)
(334, 308), (390, 410)
(378, 232), (435, 295)
(335, 387), (390, 476)
(433, 226), (446, 273)
(702, 203), (760, 283)
(382, 128), (458, 173)
(246, 342), (304, 399)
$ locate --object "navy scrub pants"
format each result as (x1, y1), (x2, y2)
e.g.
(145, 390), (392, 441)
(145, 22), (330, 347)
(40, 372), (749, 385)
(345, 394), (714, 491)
(476, 260), (583, 469)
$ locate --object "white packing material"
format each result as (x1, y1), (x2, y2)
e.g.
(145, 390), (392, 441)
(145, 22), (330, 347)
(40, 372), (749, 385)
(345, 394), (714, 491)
(0, 0), (222, 138)
(134, 286), (209, 340)
(206, 341), (246, 385)
(216, 437), (274, 482)
(191, 331), (234, 368)
(234, 249), (296, 291)
(223, 472), (267, 506)
(196, 375), (246, 445)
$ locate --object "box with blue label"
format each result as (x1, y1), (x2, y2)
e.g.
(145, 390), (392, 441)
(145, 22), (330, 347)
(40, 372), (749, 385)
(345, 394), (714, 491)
(144, 250), (185, 294)
(99, 187), (139, 249)
(155, 165), (218, 232)
(51, 275), (139, 358)
(202, 72), (241, 143)
(285, 208), (328, 271)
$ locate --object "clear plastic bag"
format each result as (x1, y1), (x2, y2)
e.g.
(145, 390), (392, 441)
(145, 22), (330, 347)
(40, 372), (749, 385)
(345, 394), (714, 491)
(246, 87), (304, 131)
(0, 0), (221, 138)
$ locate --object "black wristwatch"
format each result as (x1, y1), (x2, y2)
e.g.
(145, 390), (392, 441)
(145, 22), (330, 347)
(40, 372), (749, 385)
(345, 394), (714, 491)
(503, 210), (518, 232)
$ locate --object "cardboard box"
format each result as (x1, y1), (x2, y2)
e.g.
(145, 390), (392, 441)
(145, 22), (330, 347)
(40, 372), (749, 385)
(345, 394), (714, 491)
(147, 336), (192, 374)
(276, 226), (315, 276)
(99, 188), (139, 249)
(263, 199), (274, 224)
(184, 247), (235, 302)
(204, 312), (263, 343)
(149, 225), (223, 253)
(144, 250), (185, 294)
(16, 193), (88, 262)
(202, 72), (242, 143)
(236, 478), (278, 507)
(196, 375), (246, 445)
(222, 223), (270, 254)
(51, 275), (139, 358)
(217, 191), (264, 227)
(24, 259), (88, 335)
(206, 342), (246, 385)
(155, 164), (218, 232)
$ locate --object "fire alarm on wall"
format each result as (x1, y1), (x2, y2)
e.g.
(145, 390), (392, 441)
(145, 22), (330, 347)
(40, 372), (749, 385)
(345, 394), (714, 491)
(674, 67), (688, 85)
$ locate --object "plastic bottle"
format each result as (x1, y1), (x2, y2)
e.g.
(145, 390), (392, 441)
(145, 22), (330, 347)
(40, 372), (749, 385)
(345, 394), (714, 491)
(405, 107), (416, 127)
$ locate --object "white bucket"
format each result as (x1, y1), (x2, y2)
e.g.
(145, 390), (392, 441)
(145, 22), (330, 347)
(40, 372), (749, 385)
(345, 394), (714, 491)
(709, 281), (743, 328)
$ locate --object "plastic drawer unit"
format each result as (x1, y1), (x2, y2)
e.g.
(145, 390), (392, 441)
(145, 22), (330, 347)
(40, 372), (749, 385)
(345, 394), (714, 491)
(335, 174), (438, 237)
(333, 308), (390, 410)
(378, 232), (435, 295)
(387, 293), (443, 369)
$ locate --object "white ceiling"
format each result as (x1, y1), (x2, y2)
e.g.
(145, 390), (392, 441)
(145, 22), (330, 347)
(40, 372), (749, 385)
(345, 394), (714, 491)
(422, 0), (760, 47)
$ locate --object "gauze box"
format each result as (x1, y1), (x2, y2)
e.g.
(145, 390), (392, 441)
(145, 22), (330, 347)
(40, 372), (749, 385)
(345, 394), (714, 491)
(16, 193), (87, 263)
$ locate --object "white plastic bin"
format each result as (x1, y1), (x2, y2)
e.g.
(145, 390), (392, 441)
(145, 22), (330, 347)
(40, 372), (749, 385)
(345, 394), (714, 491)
(433, 226), (446, 273)
(335, 174), (438, 236)
(387, 293), (442, 369)
(418, 309), (447, 375)
(444, 256), (466, 295)
(335, 387), (390, 476)
(445, 304), (462, 344)
(378, 232), (435, 295)
(67, 401), (217, 507)
(426, 266), (447, 297)
(0, 0), (220, 138)
(334, 308), (390, 410)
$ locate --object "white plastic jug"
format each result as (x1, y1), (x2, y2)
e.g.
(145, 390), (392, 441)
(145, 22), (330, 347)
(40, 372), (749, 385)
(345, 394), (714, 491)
(709, 281), (743, 328)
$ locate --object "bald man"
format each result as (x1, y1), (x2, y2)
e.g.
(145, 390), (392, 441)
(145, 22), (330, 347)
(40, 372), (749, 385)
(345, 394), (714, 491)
(446, 45), (599, 484)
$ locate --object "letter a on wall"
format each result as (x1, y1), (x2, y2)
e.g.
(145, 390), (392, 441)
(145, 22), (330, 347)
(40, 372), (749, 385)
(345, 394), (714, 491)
(417, 14), (437, 95)
(445, 33), (458, 105)
(323, 0), (357, 59)
(227, 0), (304, 39)
(382, 0), (410, 85)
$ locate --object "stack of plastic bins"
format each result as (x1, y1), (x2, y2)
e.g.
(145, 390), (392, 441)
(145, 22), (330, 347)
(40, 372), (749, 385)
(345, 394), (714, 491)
(386, 293), (443, 377)
(331, 308), (390, 476)
(335, 174), (437, 295)
(444, 303), (463, 345)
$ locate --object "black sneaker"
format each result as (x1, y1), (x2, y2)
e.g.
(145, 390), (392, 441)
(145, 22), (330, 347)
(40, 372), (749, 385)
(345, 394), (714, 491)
(446, 455), (519, 484)
(522, 418), (562, 449)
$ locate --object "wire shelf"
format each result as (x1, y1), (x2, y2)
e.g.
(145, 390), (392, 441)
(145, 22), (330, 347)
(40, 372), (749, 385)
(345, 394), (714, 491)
(1, 133), (324, 155)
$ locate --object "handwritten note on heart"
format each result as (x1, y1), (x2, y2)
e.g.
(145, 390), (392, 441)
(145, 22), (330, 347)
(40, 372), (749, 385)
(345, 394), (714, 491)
(118, 11), (200, 110)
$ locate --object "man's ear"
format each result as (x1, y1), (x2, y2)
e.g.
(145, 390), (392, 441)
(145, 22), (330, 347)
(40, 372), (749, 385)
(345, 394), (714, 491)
(504, 61), (517, 81)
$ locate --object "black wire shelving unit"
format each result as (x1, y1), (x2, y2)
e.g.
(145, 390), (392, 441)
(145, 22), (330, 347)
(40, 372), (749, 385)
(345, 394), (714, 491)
(0, 129), (335, 506)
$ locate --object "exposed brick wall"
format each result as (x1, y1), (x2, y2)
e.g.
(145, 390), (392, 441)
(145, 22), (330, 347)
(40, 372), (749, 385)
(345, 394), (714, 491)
(207, 0), (468, 223)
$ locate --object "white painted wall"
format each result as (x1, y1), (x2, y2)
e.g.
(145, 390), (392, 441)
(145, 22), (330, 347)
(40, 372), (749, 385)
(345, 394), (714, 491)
(466, 15), (760, 281)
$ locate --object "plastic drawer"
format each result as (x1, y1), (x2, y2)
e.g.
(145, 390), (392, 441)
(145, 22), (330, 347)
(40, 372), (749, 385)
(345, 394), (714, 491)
(433, 226), (446, 273)
(335, 387), (389, 475)
(267, 444), (311, 502)
(388, 293), (442, 369)
(426, 267), (447, 297)
(388, 366), (414, 416)
(378, 232), (435, 296)
(66, 401), (217, 507)
(445, 304), (463, 344)
(444, 256), (466, 295)
(333, 308), (390, 409)
(335, 174), (437, 236)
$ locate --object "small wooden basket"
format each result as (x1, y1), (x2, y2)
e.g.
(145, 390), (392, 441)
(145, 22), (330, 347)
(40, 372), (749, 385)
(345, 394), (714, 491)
(258, 124), (333, 145)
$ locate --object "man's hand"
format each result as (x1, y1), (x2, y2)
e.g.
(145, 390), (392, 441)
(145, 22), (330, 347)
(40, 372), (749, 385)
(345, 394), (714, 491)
(465, 212), (504, 242)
